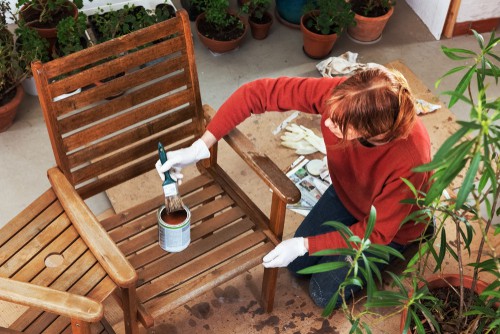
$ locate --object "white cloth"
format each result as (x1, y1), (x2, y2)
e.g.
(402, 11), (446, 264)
(316, 51), (381, 77)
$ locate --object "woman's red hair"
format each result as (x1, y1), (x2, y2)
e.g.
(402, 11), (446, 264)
(327, 67), (416, 143)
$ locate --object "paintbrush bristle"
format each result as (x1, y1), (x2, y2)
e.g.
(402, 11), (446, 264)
(164, 195), (184, 213)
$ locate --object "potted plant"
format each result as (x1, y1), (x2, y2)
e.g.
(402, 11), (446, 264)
(14, 0), (82, 50)
(15, 20), (50, 96)
(300, 0), (355, 59)
(241, 0), (273, 40)
(347, 0), (395, 43)
(194, 0), (247, 54)
(300, 30), (500, 334)
(0, 0), (25, 131)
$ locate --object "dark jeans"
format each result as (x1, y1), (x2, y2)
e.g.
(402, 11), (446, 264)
(287, 185), (407, 308)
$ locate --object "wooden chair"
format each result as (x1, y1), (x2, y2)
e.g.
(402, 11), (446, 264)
(32, 8), (300, 332)
(0, 167), (135, 333)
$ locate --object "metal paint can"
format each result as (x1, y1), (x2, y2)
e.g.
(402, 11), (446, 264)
(157, 205), (191, 252)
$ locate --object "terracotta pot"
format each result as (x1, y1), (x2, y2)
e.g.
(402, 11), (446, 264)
(347, 7), (394, 43)
(0, 85), (24, 132)
(21, 1), (79, 51)
(400, 274), (490, 333)
(300, 11), (338, 59)
(195, 13), (247, 54)
(249, 12), (273, 40)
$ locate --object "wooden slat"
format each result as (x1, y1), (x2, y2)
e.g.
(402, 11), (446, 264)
(71, 121), (197, 185)
(146, 242), (274, 318)
(41, 15), (185, 78)
(0, 214), (70, 278)
(127, 207), (246, 269)
(0, 200), (63, 266)
(12, 226), (79, 282)
(0, 189), (56, 246)
(9, 250), (99, 331)
(136, 219), (255, 286)
(59, 65), (189, 134)
(49, 36), (187, 98)
(139, 231), (266, 303)
(63, 88), (193, 152)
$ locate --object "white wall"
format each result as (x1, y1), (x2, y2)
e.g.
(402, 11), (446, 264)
(406, 0), (451, 40)
(456, 0), (500, 22)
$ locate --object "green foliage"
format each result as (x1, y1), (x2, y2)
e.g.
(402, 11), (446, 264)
(14, 21), (50, 74)
(92, 3), (173, 43)
(15, 0), (86, 26)
(303, 0), (355, 35)
(241, 0), (270, 21)
(0, 2), (24, 102)
(350, 0), (394, 17)
(195, 0), (242, 32)
(56, 12), (87, 56)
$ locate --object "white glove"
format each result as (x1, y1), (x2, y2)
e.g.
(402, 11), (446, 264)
(262, 237), (308, 268)
(155, 139), (210, 182)
(280, 124), (326, 155)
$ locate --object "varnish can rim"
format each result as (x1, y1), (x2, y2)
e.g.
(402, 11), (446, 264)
(157, 205), (191, 229)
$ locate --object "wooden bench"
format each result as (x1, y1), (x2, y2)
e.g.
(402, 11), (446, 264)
(31, 9), (300, 333)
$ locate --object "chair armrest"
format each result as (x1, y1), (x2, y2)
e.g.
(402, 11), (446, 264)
(203, 105), (301, 204)
(47, 167), (138, 288)
(0, 277), (103, 323)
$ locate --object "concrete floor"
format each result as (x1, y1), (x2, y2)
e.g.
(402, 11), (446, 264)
(0, 1), (499, 333)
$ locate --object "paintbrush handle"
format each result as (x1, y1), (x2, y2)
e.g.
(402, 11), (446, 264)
(158, 142), (176, 186)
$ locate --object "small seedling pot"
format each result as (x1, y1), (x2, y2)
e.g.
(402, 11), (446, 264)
(157, 204), (191, 252)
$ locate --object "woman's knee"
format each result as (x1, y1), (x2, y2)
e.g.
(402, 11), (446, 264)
(309, 272), (361, 309)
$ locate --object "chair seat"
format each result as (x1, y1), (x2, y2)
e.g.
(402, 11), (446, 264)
(100, 166), (277, 319)
(0, 189), (115, 333)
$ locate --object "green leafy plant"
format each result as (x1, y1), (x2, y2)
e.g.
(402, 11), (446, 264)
(0, 0), (25, 103)
(90, 3), (173, 43)
(195, 0), (243, 33)
(14, 20), (50, 75)
(303, 0), (355, 35)
(302, 30), (499, 334)
(349, 0), (394, 17)
(55, 12), (87, 56)
(15, 0), (84, 27)
(241, 0), (271, 22)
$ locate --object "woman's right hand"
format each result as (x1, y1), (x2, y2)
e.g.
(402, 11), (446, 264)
(155, 138), (210, 182)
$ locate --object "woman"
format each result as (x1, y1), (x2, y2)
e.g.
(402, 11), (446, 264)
(156, 67), (432, 308)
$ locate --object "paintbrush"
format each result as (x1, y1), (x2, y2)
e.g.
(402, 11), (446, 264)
(158, 142), (184, 213)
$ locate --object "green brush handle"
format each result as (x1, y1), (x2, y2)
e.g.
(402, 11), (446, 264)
(158, 142), (176, 186)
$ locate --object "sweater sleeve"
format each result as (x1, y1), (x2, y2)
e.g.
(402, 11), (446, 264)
(307, 168), (429, 254)
(206, 77), (345, 140)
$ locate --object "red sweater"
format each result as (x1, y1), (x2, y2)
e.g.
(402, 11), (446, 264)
(206, 77), (431, 254)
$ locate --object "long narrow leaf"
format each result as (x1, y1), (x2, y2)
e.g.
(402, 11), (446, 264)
(456, 151), (481, 208)
(297, 261), (348, 274)
(364, 206), (376, 240)
(449, 66), (475, 107)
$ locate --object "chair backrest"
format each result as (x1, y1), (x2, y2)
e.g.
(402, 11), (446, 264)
(32, 9), (204, 199)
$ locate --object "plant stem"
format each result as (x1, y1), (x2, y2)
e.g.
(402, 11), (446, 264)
(455, 216), (465, 328)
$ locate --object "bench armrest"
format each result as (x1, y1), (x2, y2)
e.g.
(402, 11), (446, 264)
(0, 276), (103, 323)
(203, 105), (301, 205)
(48, 167), (138, 288)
